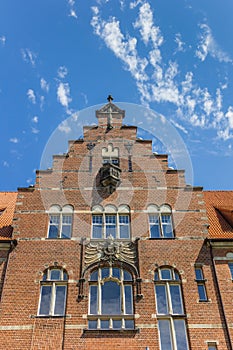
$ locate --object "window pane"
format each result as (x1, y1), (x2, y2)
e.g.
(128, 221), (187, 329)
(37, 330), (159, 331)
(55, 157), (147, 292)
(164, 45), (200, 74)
(150, 224), (160, 238)
(195, 268), (203, 280)
(63, 272), (68, 281)
(90, 286), (98, 314)
(229, 263), (233, 279)
(113, 319), (122, 329)
(170, 285), (183, 314)
(54, 285), (66, 315)
(90, 270), (98, 281)
(112, 268), (120, 279)
(119, 215), (129, 224)
(48, 215), (59, 238)
(174, 319), (189, 350)
(123, 270), (132, 281)
(161, 269), (172, 280)
(149, 215), (160, 238)
(88, 320), (97, 329)
(92, 215), (102, 239)
(124, 285), (133, 314)
(50, 269), (61, 280)
(161, 215), (173, 238)
(208, 346), (217, 350)
(102, 281), (121, 315)
(39, 286), (52, 315)
(198, 284), (207, 301)
(106, 215), (116, 238)
(92, 224), (102, 239)
(102, 268), (110, 279)
(61, 216), (72, 238)
(154, 271), (159, 281)
(119, 224), (130, 239)
(100, 319), (109, 329)
(155, 285), (168, 314)
(158, 320), (172, 350)
(125, 319), (134, 329)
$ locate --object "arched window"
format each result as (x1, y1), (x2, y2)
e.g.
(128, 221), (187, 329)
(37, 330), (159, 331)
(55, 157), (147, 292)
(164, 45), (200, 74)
(48, 205), (73, 239)
(154, 267), (189, 350)
(148, 204), (174, 238)
(88, 266), (134, 330)
(91, 205), (130, 239)
(38, 268), (68, 316)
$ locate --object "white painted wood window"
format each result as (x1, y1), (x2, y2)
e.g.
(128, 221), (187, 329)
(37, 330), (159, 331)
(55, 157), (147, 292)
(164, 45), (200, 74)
(88, 267), (134, 330)
(38, 268), (68, 316)
(148, 204), (174, 238)
(92, 205), (130, 239)
(154, 267), (189, 350)
(48, 205), (73, 239)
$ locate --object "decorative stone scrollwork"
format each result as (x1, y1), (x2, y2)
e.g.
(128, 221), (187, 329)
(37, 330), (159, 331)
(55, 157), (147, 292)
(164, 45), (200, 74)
(77, 236), (143, 301)
(84, 236), (137, 267)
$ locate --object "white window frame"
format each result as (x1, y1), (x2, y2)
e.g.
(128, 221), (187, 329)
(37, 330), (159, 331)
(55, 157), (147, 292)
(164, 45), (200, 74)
(154, 267), (189, 350)
(88, 267), (134, 330)
(38, 268), (68, 316)
(47, 205), (73, 239)
(148, 204), (174, 238)
(91, 205), (130, 239)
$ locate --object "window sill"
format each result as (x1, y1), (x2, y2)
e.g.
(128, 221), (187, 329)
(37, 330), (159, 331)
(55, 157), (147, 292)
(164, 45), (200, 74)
(31, 314), (71, 319)
(149, 237), (175, 240)
(83, 328), (139, 334)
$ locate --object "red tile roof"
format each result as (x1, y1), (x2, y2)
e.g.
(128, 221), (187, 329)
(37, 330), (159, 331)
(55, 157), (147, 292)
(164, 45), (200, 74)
(0, 192), (17, 238)
(204, 191), (233, 239)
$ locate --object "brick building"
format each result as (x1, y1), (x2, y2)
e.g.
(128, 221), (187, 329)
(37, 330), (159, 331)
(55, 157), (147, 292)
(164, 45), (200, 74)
(0, 101), (233, 349)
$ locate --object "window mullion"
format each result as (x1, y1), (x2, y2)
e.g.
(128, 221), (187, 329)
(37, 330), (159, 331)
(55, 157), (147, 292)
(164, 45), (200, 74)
(98, 269), (102, 315)
(159, 214), (163, 237)
(117, 213), (119, 239)
(167, 282), (172, 314)
(170, 318), (177, 350)
(51, 282), (56, 315)
(59, 213), (62, 238)
(103, 214), (106, 239)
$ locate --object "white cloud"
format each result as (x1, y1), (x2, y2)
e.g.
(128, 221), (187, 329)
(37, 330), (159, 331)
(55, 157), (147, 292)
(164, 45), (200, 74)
(21, 48), (37, 66)
(31, 127), (40, 134)
(129, 0), (142, 9)
(40, 78), (49, 92)
(0, 36), (6, 46)
(57, 66), (68, 79)
(226, 106), (233, 129)
(57, 82), (72, 108)
(58, 120), (71, 134)
(91, 8), (148, 82)
(170, 120), (188, 134)
(3, 161), (9, 167)
(174, 33), (185, 53)
(27, 89), (36, 104)
(9, 138), (19, 143)
(68, 0), (77, 18)
(196, 23), (232, 63)
(133, 2), (163, 47)
(32, 116), (39, 123)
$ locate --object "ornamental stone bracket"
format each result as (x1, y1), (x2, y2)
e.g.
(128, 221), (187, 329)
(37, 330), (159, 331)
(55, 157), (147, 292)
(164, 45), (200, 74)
(77, 236), (143, 301)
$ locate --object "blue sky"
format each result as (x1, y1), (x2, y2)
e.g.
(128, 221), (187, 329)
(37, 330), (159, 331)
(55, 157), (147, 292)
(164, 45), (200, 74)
(1, 0), (233, 191)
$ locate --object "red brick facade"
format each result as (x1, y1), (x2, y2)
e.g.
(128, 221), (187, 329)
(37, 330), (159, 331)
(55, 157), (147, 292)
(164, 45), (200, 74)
(0, 103), (232, 349)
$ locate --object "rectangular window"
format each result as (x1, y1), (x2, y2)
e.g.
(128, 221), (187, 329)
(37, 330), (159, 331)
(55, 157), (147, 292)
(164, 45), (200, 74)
(149, 214), (173, 238)
(158, 320), (172, 350)
(48, 215), (60, 238)
(119, 215), (130, 238)
(208, 345), (217, 350)
(92, 214), (130, 239)
(149, 214), (160, 238)
(92, 215), (103, 239)
(105, 215), (117, 238)
(48, 214), (72, 239)
(195, 267), (208, 301)
(61, 215), (72, 238)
